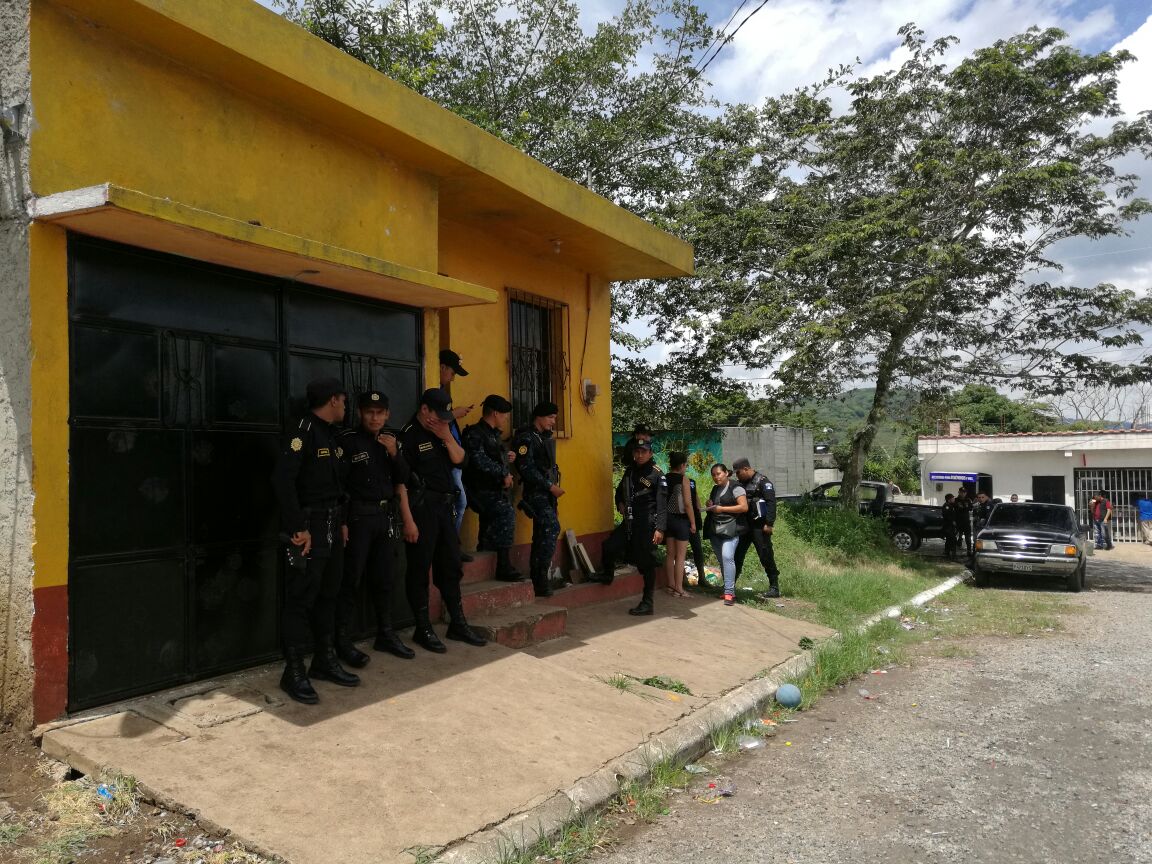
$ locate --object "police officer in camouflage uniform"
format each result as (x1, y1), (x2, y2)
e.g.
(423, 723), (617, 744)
(732, 457), (781, 597)
(336, 390), (419, 665)
(512, 402), (564, 598)
(271, 377), (360, 705)
(601, 440), (666, 616)
(462, 395), (523, 582)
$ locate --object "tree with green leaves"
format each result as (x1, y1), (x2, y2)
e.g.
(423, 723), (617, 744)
(278, 0), (717, 205)
(640, 25), (1152, 504)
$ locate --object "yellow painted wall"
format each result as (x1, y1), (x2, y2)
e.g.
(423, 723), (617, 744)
(438, 219), (615, 545)
(29, 223), (70, 590)
(30, 1), (439, 272)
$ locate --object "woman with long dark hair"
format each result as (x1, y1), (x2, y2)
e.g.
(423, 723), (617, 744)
(704, 463), (748, 606)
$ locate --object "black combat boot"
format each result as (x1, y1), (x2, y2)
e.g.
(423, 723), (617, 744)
(279, 647), (319, 704)
(309, 637), (361, 687)
(628, 597), (654, 616)
(411, 608), (447, 654)
(445, 602), (488, 646)
(629, 568), (655, 616)
(494, 547), (525, 582)
(373, 627), (416, 660)
(335, 626), (370, 669)
(531, 565), (553, 598)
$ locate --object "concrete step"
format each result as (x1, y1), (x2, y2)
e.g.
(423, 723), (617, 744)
(536, 567), (645, 610)
(467, 604), (568, 649)
(435, 578), (536, 622)
(461, 551), (497, 584)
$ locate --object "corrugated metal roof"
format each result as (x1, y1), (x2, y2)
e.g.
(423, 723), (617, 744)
(919, 428), (1152, 440)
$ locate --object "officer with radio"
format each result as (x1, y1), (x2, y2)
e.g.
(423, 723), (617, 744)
(398, 389), (487, 652)
(271, 377), (359, 705)
(336, 390), (419, 664)
(732, 457), (780, 597)
(601, 440), (665, 616)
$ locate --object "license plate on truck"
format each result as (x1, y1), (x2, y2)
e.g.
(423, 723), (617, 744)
(1011, 563), (1034, 572)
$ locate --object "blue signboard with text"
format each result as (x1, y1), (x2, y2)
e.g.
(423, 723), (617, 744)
(929, 471), (978, 483)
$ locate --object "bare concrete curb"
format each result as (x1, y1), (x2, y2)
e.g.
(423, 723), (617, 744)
(438, 574), (965, 864)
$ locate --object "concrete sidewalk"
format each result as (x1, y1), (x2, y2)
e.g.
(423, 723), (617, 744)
(41, 596), (830, 864)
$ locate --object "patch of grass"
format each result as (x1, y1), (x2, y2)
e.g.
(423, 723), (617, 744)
(0, 822), (27, 845)
(634, 675), (692, 696)
(403, 845), (441, 864)
(599, 673), (634, 693)
(494, 811), (612, 864)
(708, 720), (741, 754)
(786, 620), (907, 709)
(918, 586), (1081, 639)
(33, 771), (142, 864)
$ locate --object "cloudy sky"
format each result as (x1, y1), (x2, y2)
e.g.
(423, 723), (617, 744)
(258, 0), (1151, 383)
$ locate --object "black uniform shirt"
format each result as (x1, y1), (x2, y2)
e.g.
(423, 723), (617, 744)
(942, 500), (959, 528)
(272, 413), (345, 534)
(338, 428), (410, 502)
(399, 417), (457, 494)
(462, 421), (508, 492)
(743, 471), (777, 526)
(513, 425), (557, 496)
(616, 462), (666, 531)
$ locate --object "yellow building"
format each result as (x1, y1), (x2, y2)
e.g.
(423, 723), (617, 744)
(0, 0), (691, 725)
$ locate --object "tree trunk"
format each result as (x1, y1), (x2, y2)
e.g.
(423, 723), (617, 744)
(841, 334), (905, 507)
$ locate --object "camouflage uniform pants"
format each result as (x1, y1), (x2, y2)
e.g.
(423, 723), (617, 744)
(470, 489), (516, 550)
(525, 491), (560, 573)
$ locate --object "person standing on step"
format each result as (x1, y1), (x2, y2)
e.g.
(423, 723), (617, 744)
(463, 394), (523, 583)
(601, 440), (665, 616)
(271, 377), (360, 705)
(336, 390), (420, 665)
(512, 402), (565, 597)
(399, 388), (487, 653)
(731, 457), (780, 598)
(439, 348), (475, 561)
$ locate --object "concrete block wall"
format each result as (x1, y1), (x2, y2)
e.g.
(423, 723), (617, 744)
(0, 0), (35, 728)
(718, 426), (814, 496)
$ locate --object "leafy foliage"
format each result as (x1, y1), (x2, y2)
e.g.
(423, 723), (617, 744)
(778, 500), (895, 558)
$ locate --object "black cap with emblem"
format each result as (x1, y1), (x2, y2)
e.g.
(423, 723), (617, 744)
(482, 394), (513, 414)
(531, 401), (559, 418)
(358, 390), (390, 409)
(439, 349), (469, 377)
(419, 388), (455, 421)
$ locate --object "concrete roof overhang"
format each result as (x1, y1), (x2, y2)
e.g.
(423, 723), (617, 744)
(31, 185), (498, 308)
(42, 0), (695, 283)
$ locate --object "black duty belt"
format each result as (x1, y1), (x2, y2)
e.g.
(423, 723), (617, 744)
(302, 501), (341, 514)
(349, 499), (393, 515)
(417, 489), (456, 503)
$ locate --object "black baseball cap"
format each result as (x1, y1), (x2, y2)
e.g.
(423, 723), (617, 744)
(632, 439), (653, 451)
(358, 390), (390, 409)
(439, 349), (469, 377)
(419, 388), (455, 421)
(482, 394), (513, 413)
(306, 377), (346, 408)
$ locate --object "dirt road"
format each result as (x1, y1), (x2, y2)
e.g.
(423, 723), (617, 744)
(598, 554), (1152, 864)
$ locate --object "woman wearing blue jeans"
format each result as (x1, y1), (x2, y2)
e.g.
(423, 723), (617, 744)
(705, 463), (749, 605)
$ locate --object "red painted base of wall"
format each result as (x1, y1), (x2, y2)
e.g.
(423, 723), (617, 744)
(32, 585), (69, 725)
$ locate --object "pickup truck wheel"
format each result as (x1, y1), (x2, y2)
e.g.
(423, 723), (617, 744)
(890, 525), (920, 552)
(1066, 561), (1085, 593)
(972, 566), (990, 587)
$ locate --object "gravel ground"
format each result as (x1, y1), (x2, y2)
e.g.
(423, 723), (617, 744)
(598, 552), (1152, 864)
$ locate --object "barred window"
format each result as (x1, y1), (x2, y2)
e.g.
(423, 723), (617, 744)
(508, 290), (569, 433)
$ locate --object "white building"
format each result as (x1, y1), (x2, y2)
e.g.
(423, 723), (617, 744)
(918, 430), (1152, 542)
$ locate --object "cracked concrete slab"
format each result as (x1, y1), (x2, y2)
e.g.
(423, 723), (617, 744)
(41, 604), (830, 864)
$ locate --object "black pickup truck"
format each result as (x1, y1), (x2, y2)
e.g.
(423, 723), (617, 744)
(780, 480), (947, 552)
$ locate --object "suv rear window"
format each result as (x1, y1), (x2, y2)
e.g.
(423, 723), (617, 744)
(986, 504), (1075, 532)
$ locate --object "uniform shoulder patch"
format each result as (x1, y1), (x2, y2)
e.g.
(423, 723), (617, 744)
(418, 441), (434, 452)
(290, 437), (303, 452)
(335, 446), (344, 459)
(517, 444), (528, 455)
(352, 452), (369, 463)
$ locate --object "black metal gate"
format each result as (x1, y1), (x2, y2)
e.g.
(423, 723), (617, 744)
(68, 237), (421, 710)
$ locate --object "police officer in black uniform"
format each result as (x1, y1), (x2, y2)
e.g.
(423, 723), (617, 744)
(399, 388), (487, 652)
(512, 402), (565, 598)
(941, 493), (960, 560)
(462, 394), (522, 582)
(336, 390), (420, 665)
(601, 440), (665, 616)
(732, 457), (781, 597)
(271, 378), (360, 705)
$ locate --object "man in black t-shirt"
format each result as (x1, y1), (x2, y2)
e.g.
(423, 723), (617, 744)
(399, 388), (487, 653)
(732, 457), (780, 597)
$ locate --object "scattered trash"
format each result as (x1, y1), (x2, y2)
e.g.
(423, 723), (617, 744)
(684, 764), (709, 775)
(696, 780), (736, 803)
(736, 735), (765, 750)
(784, 741), (793, 747)
(173, 838), (188, 848)
(685, 570), (700, 586)
(876, 645), (891, 655)
(775, 602), (786, 608)
(96, 783), (115, 801)
(857, 688), (873, 700)
(870, 669), (888, 675)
